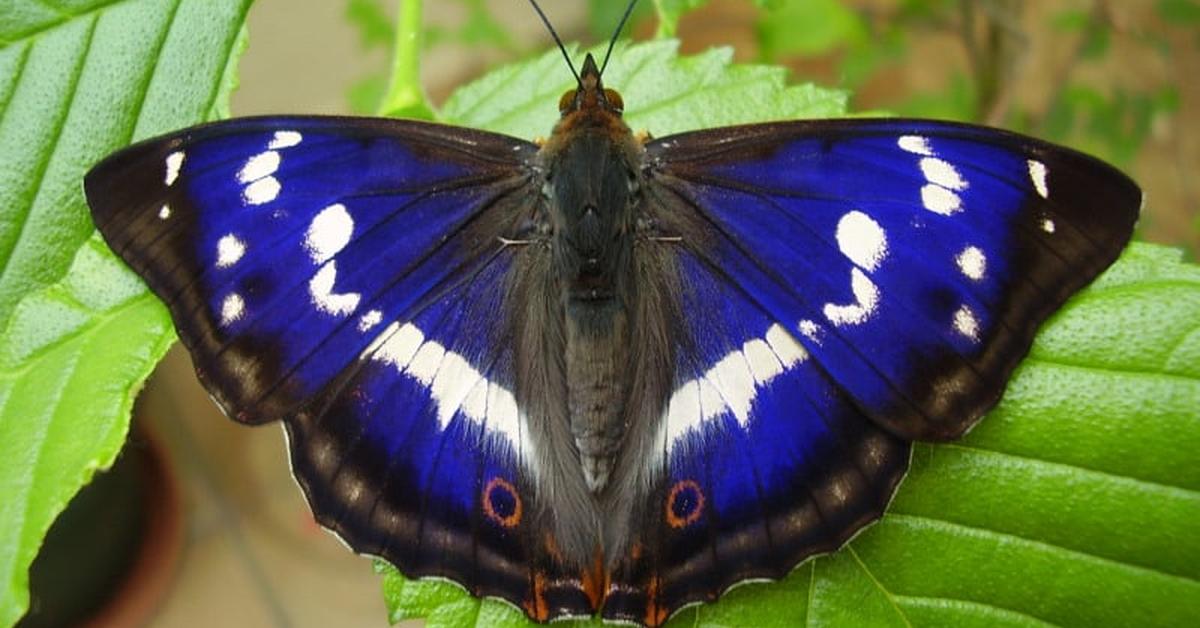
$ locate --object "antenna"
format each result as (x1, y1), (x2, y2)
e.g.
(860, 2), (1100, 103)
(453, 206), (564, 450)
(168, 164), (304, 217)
(600, 0), (640, 77)
(528, 0), (580, 85)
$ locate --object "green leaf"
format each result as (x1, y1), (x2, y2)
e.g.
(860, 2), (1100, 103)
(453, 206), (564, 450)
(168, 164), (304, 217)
(383, 42), (1200, 627)
(0, 1), (251, 625)
(441, 39), (847, 139)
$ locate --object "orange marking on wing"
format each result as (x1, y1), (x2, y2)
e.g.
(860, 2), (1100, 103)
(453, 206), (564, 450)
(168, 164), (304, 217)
(543, 532), (566, 563)
(482, 477), (522, 528)
(523, 571), (549, 622)
(665, 479), (705, 528)
(580, 551), (607, 611)
(644, 575), (668, 627)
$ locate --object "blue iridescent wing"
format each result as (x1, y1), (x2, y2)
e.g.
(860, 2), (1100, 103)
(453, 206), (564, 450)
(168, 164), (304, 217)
(645, 119), (1139, 441)
(601, 119), (1140, 622)
(85, 116), (598, 618)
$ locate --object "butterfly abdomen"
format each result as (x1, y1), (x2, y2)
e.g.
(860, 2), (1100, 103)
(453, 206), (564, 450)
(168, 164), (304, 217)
(544, 124), (642, 493)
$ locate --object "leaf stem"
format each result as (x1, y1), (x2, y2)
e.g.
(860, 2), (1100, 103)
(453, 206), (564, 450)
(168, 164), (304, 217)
(378, 0), (435, 118)
(653, 0), (677, 39)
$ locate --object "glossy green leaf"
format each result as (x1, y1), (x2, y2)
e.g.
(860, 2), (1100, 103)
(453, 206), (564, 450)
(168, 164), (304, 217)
(0, 1), (251, 624)
(382, 41), (1200, 628)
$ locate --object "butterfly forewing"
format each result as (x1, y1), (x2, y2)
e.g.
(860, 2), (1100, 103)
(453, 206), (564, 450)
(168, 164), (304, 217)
(644, 119), (1140, 441)
(85, 117), (539, 425)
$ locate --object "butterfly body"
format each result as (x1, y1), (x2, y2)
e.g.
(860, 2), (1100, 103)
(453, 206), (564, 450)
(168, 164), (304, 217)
(515, 53), (682, 562)
(85, 47), (1140, 625)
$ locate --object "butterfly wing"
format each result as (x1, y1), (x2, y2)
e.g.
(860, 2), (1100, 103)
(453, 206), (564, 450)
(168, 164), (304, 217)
(85, 116), (598, 619)
(602, 249), (912, 624)
(601, 119), (1140, 623)
(644, 119), (1139, 441)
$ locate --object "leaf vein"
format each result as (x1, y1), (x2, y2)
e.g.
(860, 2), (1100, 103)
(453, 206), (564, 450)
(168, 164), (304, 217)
(2, 0), (124, 47)
(122, 0), (186, 142)
(1, 292), (161, 373)
(893, 594), (1062, 627)
(1022, 355), (1199, 384)
(937, 442), (1199, 496)
(201, 0), (253, 119)
(886, 513), (1200, 586)
(0, 14), (98, 292)
(847, 546), (914, 628)
(0, 42), (33, 120)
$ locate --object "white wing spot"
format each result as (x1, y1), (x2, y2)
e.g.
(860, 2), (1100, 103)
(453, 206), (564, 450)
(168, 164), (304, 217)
(707, 352), (757, 426)
(373, 322), (422, 367)
(269, 130), (303, 149)
(766, 323), (808, 367)
(920, 157), (968, 191)
(357, 309), (382, 332)
(158, 204), (171, 220)
(305, 203), (354, 264)
(836, 210), (888, 271)
(485, 384), (524, 451)
(431, 352), (485, 428)
(798, 319), (822, 342)
(1028, 159), (1049, 198)
(407, 341), (446, 386)
(696, 378), (725, 422)
(742, 338), (784, 383)
(238, 151), (281, 183)
(308, 261), (361, 316)
(164, 151), (184, 186)
(664, 382), (702, 447)
(953, 304), (980, 340)
(364, 321), (528, 456)
(956, 246), (986, 281)
(658, 324), (809, 461)
(921, 183), (962, 215)
(898, 135), (933, 156)
(215, 234), (246, 268)
(220, 293), (245, 326)
(824, 268), (880, 326)
(242, 176), (280, 205)
(1041, 218), (1056, 233)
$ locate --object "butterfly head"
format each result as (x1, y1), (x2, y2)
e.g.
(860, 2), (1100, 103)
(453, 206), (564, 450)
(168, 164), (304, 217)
(558, 53), (625, 118)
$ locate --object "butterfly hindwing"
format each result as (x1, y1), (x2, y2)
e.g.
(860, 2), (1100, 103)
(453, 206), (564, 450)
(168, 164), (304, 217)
(603, 250), (911, 624)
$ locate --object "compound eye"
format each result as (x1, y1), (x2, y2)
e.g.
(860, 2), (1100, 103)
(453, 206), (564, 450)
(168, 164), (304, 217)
(604, 88), (624, 113)
(559, 89), (575, 113)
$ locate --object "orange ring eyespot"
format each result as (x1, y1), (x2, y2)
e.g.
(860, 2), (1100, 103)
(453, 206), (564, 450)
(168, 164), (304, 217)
(665, 479), (704, 528)
(604, 88), (624, 113)
(483, 477), (523, 528)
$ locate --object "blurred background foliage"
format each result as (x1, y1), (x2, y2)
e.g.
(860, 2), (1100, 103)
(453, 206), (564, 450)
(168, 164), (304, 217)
(340, 0), (1197, 255)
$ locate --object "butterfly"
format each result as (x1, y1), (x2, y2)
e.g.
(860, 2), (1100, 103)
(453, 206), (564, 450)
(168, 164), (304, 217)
(83, 3), (1140, 625)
